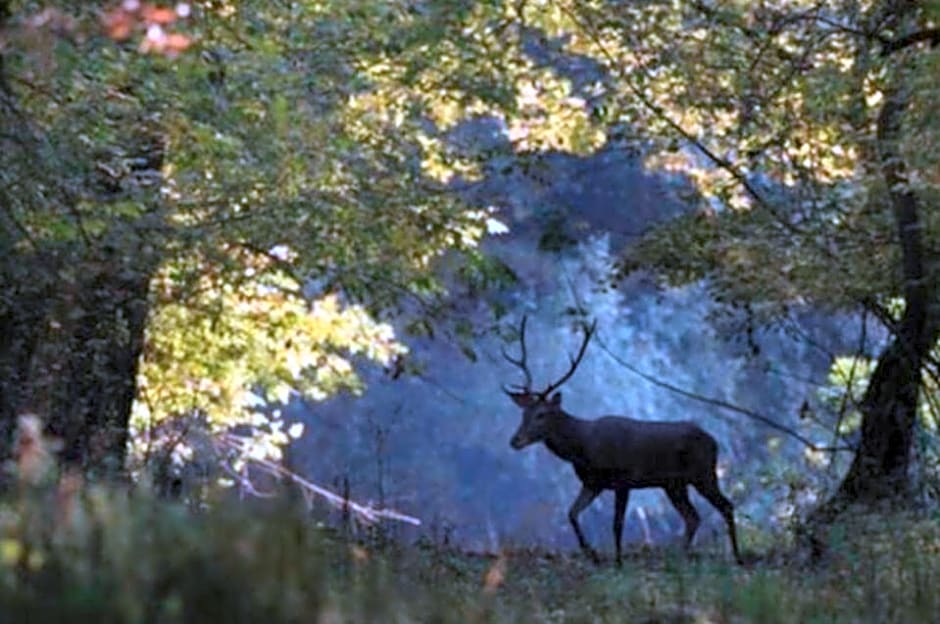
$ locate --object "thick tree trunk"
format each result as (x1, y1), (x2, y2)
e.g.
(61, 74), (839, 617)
(1, 18), (165, 481)
(826, 62), (935, 509)
(1, 40), (164, 482)
(0, 245), (154, 482)
(833, 337), (924, 504)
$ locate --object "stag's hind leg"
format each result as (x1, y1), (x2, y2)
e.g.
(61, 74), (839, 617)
(664, 485), (700, 552)
(569, 486), (601, 564)
(613, 488), (630, 566)
(693, 476), (743, 564)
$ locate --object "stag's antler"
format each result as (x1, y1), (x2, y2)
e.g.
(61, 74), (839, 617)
(502, 315), (533, 394)
(541, 319), (597, 397)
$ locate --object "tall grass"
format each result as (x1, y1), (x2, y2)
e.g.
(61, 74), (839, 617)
(1, 476), (939, 623)
(2, 417), (938, 622)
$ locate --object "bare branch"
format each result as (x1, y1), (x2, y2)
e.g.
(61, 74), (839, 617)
(593, 331), (853, 453)
(881, 28), (940, 56)
(218, 434), (421, 526)
(559, 269), (852, 453)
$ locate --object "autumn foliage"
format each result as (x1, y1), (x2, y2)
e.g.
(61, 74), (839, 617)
(102, 1), (191, 56)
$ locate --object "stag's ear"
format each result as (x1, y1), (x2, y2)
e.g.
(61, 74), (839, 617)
(507, 391), (534, 407)
(549, 392), (562, 406)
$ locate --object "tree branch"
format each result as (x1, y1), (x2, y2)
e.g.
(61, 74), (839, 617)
(881, 28), (940, 56)
(218, 433), (421, 526)
(560, 269), (851, 453)
(592, 330), (852, 453)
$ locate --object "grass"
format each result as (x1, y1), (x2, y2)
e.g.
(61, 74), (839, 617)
(2, 477), (940, 623)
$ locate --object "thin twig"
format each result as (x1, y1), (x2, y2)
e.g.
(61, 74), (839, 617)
(830, 309), (868, 455)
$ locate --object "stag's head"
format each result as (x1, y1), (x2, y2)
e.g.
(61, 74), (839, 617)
(502, 316), (596, 450)
(506, 390), (564, 449)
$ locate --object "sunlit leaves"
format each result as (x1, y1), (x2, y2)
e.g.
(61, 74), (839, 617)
(131, 251), (406, 472)
(339, 0), (610, 183)
(2, 0), (522, 485)
(500, 0), (938, 318)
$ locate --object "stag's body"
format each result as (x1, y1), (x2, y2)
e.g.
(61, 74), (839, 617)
(536, 414), (720, 488)
(503, 317), (742, 565)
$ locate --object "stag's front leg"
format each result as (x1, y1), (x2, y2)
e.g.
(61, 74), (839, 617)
(569, 486), (601, 564)
(613, 487), (630, 567)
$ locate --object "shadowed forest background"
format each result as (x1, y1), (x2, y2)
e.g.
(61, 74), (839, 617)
(292, 156), (871, 551)
(1, 1), (939, 622)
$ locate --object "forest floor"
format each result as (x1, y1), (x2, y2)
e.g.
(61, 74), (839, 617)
(1, 485), (938, 623)
(335, 530), (940, 624)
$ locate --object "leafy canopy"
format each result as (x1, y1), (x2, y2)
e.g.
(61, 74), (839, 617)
(4, 1), (938, 475)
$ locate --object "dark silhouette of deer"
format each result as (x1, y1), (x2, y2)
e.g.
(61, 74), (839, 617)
(503, 316), (742, 565)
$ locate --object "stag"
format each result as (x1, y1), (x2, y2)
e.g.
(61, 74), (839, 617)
(503, 317), (742, 565)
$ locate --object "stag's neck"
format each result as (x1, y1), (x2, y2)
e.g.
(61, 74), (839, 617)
(542, 411), (590, 465)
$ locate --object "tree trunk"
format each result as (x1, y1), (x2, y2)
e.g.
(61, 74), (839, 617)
(833, 337), (924, 504)
(825, 59), (935, 509)
(0, 244), (155, 483)
(1, 37), (165, 482)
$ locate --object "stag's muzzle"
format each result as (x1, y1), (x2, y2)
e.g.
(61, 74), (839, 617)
(510, 433), (529, 450)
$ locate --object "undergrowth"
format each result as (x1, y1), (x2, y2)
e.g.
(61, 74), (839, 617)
(1, 476), (939, 623)
(1, 417), (937, 623)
